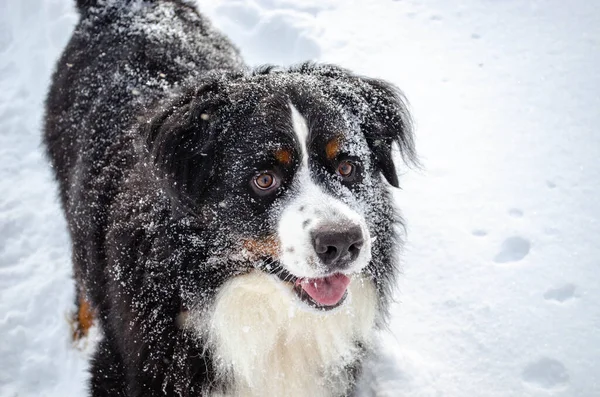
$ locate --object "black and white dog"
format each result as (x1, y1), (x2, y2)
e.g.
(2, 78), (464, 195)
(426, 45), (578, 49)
(44, 0), (416, 395)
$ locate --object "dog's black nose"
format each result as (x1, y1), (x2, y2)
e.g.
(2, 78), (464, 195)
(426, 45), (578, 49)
(312, 224), (364, 269)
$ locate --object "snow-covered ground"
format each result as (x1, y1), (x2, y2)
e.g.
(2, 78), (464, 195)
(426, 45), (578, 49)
(1, 0), (599, 396)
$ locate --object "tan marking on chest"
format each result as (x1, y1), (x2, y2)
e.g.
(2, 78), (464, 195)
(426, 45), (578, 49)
(242, 235), (281, 260)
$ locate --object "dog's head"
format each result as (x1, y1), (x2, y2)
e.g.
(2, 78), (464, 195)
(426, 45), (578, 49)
(144, 63), (415, 312)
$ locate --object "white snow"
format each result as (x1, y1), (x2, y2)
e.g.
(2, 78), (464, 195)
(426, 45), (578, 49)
(1, 0), (599, 396)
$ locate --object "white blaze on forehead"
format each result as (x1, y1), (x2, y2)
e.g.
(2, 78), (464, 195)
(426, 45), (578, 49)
(278, 103), (372, 279)
(289, 103), (309, 166)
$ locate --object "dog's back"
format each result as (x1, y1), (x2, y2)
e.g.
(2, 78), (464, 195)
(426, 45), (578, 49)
(44, 0), (243, 319)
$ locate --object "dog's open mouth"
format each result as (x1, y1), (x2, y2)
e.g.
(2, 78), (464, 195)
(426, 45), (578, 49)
(293, 274), (351, 310)
(261, 264), (351, 310)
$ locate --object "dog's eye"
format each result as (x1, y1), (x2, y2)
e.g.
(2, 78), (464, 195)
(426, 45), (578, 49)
(253, 171), (279, 191)
(337, 161), (355, 178)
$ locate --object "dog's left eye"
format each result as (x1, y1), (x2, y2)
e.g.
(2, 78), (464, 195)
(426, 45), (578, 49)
(337, 161), (355, 178)
(253, 171), (280, 193)
(336, 160), (362, 183)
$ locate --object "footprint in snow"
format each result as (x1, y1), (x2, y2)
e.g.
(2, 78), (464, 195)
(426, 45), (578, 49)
(522, 357), (569, 390)
(214, 0), (321, 65)
(508, 208), (524, 218)
(473, 208), (523, 238)
(493, 236), (530, 263)
(544, 284), (576, 303)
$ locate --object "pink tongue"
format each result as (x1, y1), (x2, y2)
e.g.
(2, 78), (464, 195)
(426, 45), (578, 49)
(296, 274), (351, 306)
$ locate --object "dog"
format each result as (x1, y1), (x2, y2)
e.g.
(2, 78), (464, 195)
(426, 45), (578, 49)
(44, 0), (416, 396)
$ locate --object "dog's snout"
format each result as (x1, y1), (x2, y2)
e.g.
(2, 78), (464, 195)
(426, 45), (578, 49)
(312, 224), (364, 269)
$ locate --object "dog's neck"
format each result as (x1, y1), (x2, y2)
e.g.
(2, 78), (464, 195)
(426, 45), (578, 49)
(187, 271), (378, 397)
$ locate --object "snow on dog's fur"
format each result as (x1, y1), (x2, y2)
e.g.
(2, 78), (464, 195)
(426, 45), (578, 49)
(188, 272), (377, 397)
(43, 0), (415, 395)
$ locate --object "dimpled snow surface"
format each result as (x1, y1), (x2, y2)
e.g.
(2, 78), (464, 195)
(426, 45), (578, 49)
(1, 0), (599, 396)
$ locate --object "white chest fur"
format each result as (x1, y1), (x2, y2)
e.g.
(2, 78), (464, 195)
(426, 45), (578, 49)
(197, 271), (378, 397)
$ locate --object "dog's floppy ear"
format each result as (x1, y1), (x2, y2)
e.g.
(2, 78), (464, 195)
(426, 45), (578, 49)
(143, 80), (229, 209)
(292, 63), (417, 188)
(356, 77), (416, 188)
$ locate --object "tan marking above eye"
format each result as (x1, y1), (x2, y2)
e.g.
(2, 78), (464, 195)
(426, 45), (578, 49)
(242, 235), (281, 260)
(325, 137), (342, 160)
(275, 148), (293, 165)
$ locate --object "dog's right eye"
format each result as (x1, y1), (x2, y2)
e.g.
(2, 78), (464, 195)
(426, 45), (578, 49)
(252, 171), (280, 193)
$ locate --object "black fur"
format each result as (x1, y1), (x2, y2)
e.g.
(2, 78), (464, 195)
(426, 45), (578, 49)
(44, 1), (415, 396)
